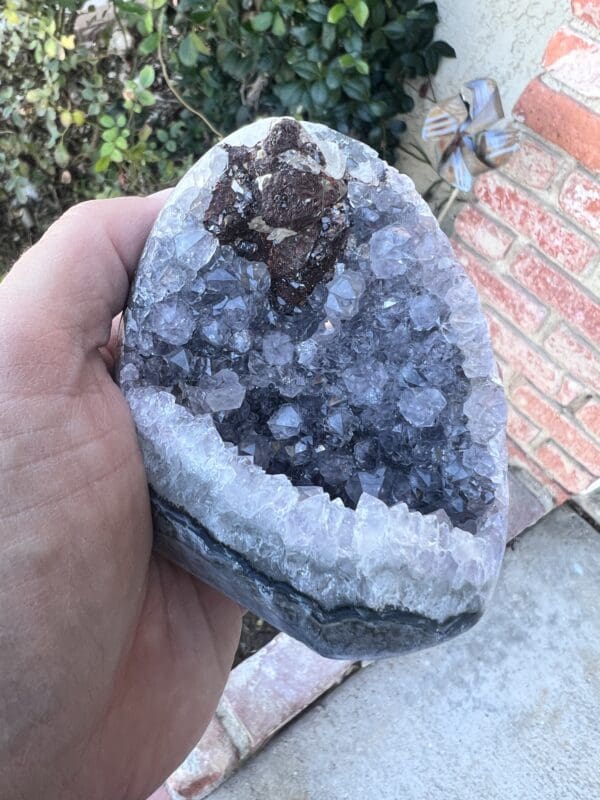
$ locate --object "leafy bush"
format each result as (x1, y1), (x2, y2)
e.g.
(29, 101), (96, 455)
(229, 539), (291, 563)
(0, 0), (454, 273)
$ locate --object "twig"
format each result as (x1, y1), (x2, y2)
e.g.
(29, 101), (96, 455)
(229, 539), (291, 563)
(437, 186), (459, 224)
(157, 7), (222, 139)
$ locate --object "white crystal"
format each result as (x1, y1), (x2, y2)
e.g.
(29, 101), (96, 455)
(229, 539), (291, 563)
(325, 270), (366, 319)
(369, 225), (411, 278)
(149, 297), (195, 346)
(268, 404), (302, 439)
(398, 387), (447, 427)
(262, 331), (295, 365)
(190, 369), (246, 413)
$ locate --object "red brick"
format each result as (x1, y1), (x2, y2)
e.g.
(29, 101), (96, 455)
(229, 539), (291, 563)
(515, 78), (600, 172)
(223, 633), (353, 752)
(576, 398), (600, 438)
(545, 324), (600, 390)
(513, 384), (600, 473)
(167, 717), (238, 799)
(559, 171), (600, 238)
(502, 135), (560, 191)
(543, 27), (595, 67)
(476, 172), (597, 274)
(454, 244), (547, 333)
(572, 0), (600, 28)
(534, 440), (593, 494)
(488, 314), (562, 395)
(454, 207), (515, 261)
(508, 405), (540, 445)
(557, 375), (585, 405)
(544, 37), (600, 99)
(507, 439), (568, 503)
(511, 248), (600, 342)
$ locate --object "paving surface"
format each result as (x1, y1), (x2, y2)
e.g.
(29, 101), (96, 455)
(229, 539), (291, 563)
(212, 505), (600, 800)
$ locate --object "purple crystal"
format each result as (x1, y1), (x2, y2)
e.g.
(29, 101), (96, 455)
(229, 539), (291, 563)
(118, 118), (508, 659)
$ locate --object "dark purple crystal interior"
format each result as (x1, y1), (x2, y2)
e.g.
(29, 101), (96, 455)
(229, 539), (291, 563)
(135, 121), (497, 532)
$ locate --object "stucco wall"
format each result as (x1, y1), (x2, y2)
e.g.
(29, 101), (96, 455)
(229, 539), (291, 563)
(399, 0), (571, 196)
(433, 0), (571, 114)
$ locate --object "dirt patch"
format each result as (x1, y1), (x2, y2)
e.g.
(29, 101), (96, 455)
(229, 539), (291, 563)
(233, 613), (279, 667)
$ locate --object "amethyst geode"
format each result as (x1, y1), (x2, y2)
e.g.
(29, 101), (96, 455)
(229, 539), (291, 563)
(118, 118), (508, 659)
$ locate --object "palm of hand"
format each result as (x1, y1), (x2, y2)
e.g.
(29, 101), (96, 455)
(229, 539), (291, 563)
(0, 197), (241, 800)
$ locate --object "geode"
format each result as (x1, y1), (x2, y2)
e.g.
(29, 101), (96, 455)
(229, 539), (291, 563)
(118, 118), (508, 659)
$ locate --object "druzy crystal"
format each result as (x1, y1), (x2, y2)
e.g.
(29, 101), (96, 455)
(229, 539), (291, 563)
(118, 118), (508, 659)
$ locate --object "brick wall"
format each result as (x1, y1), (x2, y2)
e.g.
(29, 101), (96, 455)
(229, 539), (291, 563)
(452, 0), (600, 502)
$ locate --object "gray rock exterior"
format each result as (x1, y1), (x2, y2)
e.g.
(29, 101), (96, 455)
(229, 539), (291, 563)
(118, 117), (508, 659)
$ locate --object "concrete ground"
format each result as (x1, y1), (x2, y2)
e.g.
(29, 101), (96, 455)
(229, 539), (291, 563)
(213, 504), (600, 800)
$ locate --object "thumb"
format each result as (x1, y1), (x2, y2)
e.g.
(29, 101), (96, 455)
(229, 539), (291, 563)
(1, 193), (169, 354)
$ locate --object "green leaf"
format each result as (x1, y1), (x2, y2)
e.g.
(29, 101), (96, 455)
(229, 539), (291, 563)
(54, 142), (69, 167)
(272, 12), (286, 37)
(141, 11), (153, 34)
(115, 136), (128, 149)
(310, 81), (328, 106)
(325, 63), (342, 89)
(44, 38), (58, 59)
(338, 53), (355, 69)
(355, 58), (369, 75)
(273, 81), (303, 108)
(343, 75), (370, 102)
(383, 20), (406, 39)
(25, 89), (43, 103)
(102, 128), (118, 142)
(190, 32), (211, 56)
(115, 1), (146, 14)
(424, 47), (438, 74)
(116, 114), (127, 127)
(293, 61), (321, 81)
(290, 25), (314, 46)
(99, 114), (115, 128)
(321, 23), (336, 50)
(138, 32), (159, 55)
(100, 141), (114, 157)
(306, 3), (328, 23)
(138, 89), (156, 107)
(139, 123), (152, 142)
(432, 40), (456, 58)
(349, 1), (369, 28)
(138, 64), (155, 88)
(250, 12), (274, 32)
(370, 3), (386, 27)
(327, 4), (347, 24)
(179, 33), (198, 67)
(94, 156), (111, 173)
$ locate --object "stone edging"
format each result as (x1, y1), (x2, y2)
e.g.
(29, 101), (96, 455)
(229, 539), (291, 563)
(163, 634), (357, 799)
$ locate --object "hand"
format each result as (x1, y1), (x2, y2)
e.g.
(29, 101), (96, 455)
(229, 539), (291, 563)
(0, 197), (242, 800)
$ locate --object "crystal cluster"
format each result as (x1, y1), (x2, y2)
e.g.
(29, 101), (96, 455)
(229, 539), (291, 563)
(119, 118), (508, 659)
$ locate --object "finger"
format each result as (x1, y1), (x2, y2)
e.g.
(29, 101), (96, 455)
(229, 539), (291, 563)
(3, 192), (170, 353)
(98, 313), (123, 373)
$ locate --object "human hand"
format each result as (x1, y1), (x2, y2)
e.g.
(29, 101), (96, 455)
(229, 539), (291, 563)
(0, 197), (242, 800)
